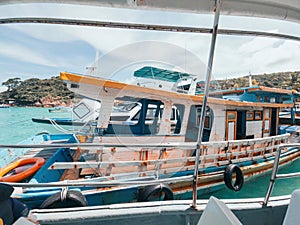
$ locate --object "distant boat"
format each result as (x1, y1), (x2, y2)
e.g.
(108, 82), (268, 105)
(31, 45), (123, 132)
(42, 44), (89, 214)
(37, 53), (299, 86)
(31, 117), (86, 126)
(0, 104), (10, 108)
(32, 99), (101, 128)
(279, 103), (300, 125)
(48, 106), (71, 113)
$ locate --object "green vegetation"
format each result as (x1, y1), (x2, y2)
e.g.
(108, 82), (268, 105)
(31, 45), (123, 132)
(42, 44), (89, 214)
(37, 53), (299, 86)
(0, 76), (73, 106)
(217, 71), (300, 91)
(0, 70), (299, 106)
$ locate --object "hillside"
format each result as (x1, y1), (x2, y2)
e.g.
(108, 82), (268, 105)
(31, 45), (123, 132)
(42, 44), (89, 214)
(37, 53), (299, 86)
(0, 76), (74, 107)
(216, 71), (300, 91)
(1, 70), (300, 106)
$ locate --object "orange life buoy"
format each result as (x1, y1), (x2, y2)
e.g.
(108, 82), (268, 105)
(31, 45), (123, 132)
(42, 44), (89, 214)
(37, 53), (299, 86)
(0, 157), (45, 182)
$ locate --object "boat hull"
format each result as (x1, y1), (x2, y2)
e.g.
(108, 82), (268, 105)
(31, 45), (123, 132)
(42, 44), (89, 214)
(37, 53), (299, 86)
(28, 196), (290, 225)
(32, 118), (86, 126)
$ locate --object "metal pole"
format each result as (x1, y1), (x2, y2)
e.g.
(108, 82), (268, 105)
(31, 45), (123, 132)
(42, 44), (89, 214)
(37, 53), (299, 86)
(192, 0), (221, 208)
(262, 146), (282, 206)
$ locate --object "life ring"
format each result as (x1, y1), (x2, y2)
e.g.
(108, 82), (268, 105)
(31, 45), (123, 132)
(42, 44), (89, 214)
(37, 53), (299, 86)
(138, 183), (174, 202)
(40, 190), (88, 209)
(224, 164), (244, 192)
(0, 157), (45, 182)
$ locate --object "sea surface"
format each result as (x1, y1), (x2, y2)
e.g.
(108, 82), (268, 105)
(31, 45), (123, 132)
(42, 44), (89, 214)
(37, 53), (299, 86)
(0, 107), (73, 144)
(1, 107), (300, 199)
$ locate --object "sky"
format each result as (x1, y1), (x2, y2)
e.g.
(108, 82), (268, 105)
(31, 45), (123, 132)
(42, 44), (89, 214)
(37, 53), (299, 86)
(0, 3), (299, 92)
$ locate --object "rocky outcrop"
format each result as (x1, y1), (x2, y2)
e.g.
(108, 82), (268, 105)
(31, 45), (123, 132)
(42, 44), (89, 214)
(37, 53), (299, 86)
(0, 76), (74, 106)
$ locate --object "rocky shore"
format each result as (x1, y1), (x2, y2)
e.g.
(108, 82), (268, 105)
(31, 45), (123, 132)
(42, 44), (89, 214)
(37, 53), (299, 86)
(0, 76), (74, 107)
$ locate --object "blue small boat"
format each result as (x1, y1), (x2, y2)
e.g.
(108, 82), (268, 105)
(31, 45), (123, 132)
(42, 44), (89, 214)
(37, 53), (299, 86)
(31, 117), (86, 126)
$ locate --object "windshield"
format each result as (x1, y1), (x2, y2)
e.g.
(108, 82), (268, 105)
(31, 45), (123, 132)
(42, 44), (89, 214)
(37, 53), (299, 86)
(113, 102), (139, 112)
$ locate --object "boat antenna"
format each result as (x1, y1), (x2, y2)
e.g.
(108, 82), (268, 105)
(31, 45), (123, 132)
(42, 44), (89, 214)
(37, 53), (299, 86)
(192, 0), (222, 208)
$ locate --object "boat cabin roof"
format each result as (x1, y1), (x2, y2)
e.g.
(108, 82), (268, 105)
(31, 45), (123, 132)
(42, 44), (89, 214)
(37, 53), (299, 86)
(134, 66), (195, 83)
(209, 86), (300, 104)
(2, 1), (299, 24)
(60, 72), (293, 109)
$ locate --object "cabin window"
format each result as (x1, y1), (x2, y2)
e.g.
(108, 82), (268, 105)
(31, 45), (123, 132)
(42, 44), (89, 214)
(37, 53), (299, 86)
(73, 102), (91, 119)
(256, 96), (262, 102)
(264, 96), (269, 102)
(173, 104), (184, 134)
(281, 96), (292, 103)
(263, 108), (271, 132)
(186, 105), (213, 142)
(270, 97), (276, 103)
(113, 102), (139, 112)
(265, 108), (270, 118)
(132, 111), (140, 121)
(246, 112), (254, 121)
(70, 83), (79, 88)
(196, 107), (212, 129)
(226, 111), (237, 140)
(171, 108), (176, 120)
(254, 111), (262, 120)
(227, 112), (236, 120)
(146, 107), (157, 121)
(264, 120), (270, 131)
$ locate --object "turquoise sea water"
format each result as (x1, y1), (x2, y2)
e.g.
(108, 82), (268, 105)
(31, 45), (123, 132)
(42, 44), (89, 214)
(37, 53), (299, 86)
(0, 107), (73, 144)
(1, 107), (300, 199)
(200, 158), (300, 199)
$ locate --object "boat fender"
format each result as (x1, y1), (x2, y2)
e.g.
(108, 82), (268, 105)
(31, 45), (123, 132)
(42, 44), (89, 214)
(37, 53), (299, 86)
(138, 183), (174, 202)
(224, 164), (244, 192)
(0, 157), (45, 182)
(40, 190), (88, 209)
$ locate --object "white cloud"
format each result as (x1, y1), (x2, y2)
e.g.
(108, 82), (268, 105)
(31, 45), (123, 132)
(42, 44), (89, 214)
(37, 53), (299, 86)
(0, 41), (59, 67)
(0, 3), (299, 82)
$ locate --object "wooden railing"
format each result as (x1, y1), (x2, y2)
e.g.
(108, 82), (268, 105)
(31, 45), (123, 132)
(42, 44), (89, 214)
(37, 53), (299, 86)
(47, 134), (290, 181)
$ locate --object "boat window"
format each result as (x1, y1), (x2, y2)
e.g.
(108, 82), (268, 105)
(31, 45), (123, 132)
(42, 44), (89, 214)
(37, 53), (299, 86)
(227, 112), (236, 120)
(132, 111), (140, 121)
(256, 95), (262, 102)
(264, 96), (269, 102)
(246, 111), (254, 121)
(265, 108), (270, 118)
(186, 105), (213, 142)
(255, 111), (262, 120)
(113, 102), (139, 112)
(171, 108), (176, 120)
(263, 108), (271, 133)
(173, 104), (184, 134)
(73, 102), (91, 119)
(146, 107), (157, 121)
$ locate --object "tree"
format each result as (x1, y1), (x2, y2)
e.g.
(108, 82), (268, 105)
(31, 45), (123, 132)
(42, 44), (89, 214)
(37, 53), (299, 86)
(2, 78), (21, 91)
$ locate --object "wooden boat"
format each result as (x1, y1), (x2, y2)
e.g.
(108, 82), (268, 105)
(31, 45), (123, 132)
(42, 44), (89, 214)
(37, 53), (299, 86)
(24, 145), (300, 225)
(1, 71), (300, 211)
(0, 0), (299, 225)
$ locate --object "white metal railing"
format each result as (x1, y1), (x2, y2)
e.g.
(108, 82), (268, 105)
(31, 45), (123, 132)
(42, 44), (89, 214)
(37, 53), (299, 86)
(0, 134), (289, 189)
(263, 143), (300, 206)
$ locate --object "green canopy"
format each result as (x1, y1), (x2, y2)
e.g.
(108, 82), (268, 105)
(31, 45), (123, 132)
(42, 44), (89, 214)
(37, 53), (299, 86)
(134, 66), (194, 83)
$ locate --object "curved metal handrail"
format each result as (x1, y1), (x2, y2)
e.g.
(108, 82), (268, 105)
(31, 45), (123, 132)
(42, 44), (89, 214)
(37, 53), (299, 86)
(263, 143), (300, 206)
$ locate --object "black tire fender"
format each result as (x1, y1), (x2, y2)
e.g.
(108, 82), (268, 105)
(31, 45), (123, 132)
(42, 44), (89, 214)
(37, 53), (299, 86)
(224, 164), (244, 192)
(40, 190), (88, 209)
(138, 183), (174, 202)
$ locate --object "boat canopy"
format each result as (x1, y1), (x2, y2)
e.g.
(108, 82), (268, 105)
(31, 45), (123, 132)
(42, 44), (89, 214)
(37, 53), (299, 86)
(1, 1), (299, 24)
(134, 66), (194, 83)
(209, 86), (300, 104)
